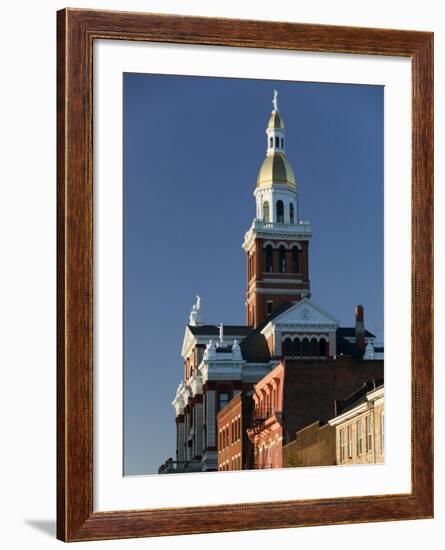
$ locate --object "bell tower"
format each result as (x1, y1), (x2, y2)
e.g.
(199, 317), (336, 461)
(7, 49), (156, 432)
(242, 91), (312, 328)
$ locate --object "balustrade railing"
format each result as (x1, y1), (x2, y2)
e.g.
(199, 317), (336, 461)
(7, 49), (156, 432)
(253, 220), (311, 233)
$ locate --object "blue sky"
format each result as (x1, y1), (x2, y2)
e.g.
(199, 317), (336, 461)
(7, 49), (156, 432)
(123, 73), (384, 475)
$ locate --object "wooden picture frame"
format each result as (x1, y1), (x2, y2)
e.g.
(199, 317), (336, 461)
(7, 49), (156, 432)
(57, 8), (433, 542)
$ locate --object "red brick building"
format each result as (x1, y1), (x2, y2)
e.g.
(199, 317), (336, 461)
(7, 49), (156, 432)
(248, 358), (383, 469)
(217, 393), (254, 471)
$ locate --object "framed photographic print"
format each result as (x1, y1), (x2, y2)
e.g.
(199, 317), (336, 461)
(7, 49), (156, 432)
(57, 8), (433, 542)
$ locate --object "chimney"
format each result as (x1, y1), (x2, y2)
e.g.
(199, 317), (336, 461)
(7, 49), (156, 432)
(355, 305), (365, 354)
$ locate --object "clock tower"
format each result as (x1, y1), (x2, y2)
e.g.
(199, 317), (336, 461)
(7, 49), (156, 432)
(242, 91), (312, 328)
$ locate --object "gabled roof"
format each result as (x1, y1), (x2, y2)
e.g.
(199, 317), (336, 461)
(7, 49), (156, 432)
(270, 297), (340, 327)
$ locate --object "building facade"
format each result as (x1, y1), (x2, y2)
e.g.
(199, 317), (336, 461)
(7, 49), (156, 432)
(329, 382), (384, 465)
(248, 359), (383, 470)
(247, 363), (285, 469)
(283, 421), (336, 468)
(217, 393), (254, 471)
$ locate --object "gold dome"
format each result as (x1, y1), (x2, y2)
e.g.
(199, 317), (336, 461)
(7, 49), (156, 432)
(256, 152), (296, 189)
(267, 111), (285, 129)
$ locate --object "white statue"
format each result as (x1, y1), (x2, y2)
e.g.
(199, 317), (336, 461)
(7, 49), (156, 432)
(272, 89), (279, 111)
(189, 294), (203, 326)
(232, 339), (242, 360)
(204, 339), (216, 360)
(219, 323), (224, 345)
(363, 341), (375, 360)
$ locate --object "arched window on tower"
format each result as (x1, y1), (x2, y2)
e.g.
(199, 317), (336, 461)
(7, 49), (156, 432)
(289, 203), (295, 223)
(263, 201), (270, 222)
(282, 338), (292, 356)
(279, 245), (286, 273)
(310, 338), (319, 357)
(293, 338), (301, 357)
(319, 338), (327, 357)
(269, 137), (273, 148)
(291, 246), (299, 273)
(276, 200), (284, 223)
(275, 136), (280, 148)
(302, 338), (309, 357)
(281, 137), (284, 148)
(265, 245), (273, 273)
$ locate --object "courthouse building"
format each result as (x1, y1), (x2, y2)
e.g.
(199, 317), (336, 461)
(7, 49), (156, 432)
(161, 92), (383, 474)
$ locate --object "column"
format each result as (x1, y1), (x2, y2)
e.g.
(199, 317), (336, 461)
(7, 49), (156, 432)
(176, 416), (185, 462)
(206, 390), (216, 448)
(194, 397), (204, 456)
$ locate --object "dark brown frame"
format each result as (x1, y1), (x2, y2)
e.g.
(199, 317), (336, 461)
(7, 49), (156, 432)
(57, 8), (434, 542)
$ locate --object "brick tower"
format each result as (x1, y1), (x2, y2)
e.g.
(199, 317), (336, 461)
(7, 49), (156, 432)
(242, 91), (312, 328)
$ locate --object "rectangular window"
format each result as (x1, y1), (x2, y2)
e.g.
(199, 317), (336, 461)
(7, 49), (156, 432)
(339, 429), (345, 463)
(196, 347), (204, 365)
(347, 425), (353, 459)
(366, 416), (373, 452)
(356, 419), (363, 455)
(218, 392), (230, 411)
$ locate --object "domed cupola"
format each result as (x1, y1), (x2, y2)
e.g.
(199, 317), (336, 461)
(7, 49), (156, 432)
(256, 90), (297, 191)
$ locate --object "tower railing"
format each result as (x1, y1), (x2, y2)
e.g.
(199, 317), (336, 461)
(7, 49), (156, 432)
(253, 219), (312, 233)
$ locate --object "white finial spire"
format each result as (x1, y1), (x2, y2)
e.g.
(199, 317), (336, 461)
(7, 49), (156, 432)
(219, 323), (224, 345)
(272, 89), (279, 111)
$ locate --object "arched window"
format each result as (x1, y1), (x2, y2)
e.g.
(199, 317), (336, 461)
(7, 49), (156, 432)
(279, 245), (286, 273)
(282, 337), (292, 356)
(275, 136), (280, 148)
(276, 200), (284, 223)
(302, 338), (309, 356)
(281, 137), (284, 148)
(265, 245), (273, 272)
(269, 137), (273, 147)
(291, 246), (299, 273)
(263, 201), (270, 222)
(289, 203), (295, 223)
(293, 338), (301, 357)
(310, 338), (319, 357)
(319, 338), (327, 356)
